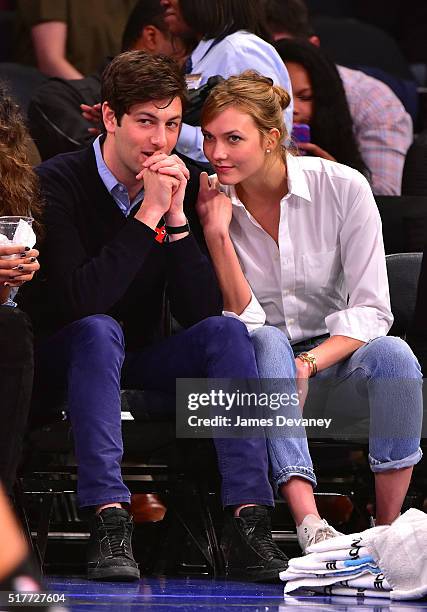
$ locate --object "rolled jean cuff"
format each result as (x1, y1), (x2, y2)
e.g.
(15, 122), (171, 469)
(369, 447), (423, 473)
(79, 494), (132, 509)
(273, 465), (317, 494)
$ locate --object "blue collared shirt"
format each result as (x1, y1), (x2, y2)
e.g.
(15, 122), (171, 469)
(93, 136), (144, 216)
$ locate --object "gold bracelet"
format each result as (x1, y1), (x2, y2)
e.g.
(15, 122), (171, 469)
(296, 352), (317, 377)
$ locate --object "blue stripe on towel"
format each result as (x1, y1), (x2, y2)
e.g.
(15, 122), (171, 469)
(344, 556), (375, 567)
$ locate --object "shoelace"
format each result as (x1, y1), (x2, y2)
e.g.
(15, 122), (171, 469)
(310, 523), (338, 547)
(103, 520), (132, 559)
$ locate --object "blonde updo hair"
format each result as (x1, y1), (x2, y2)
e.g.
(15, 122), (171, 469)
(201, 70), (291, 158)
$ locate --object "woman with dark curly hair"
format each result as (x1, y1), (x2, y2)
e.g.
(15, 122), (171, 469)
(0, 85), (43, 237)
(0, 84), (41, 493)
(274, 38), (368, 177)
(0, 85), (67, 610)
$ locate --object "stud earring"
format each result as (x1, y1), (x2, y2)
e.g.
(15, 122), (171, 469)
(266, 149), (271, 154)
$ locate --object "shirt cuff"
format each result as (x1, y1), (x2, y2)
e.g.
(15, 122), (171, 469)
(223, 291), (266, 332)
(325, 307), (393, 343)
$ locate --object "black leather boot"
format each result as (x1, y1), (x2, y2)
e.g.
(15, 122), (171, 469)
(221, 505), (288, 582)
(87, 507), (140, 581)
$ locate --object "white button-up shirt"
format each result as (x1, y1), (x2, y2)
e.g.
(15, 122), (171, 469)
(221, 154), (393, 344)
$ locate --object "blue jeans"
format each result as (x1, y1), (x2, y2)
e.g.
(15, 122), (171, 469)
(34, 315), (274, 508)
(251, 326), (423, 495)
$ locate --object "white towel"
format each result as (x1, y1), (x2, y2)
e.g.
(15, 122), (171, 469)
(310, 585), (390, 599)
(288, 553), (376, 573)
(364, 508), (427, 601)
(282, 569), (391, 594)
(341, 573), (391, 591)
(293, 545), (371, 563)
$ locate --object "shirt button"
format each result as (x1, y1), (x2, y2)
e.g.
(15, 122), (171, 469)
(288, 318), (295, 325)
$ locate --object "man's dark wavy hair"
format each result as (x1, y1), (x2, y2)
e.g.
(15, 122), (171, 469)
(101, 50), (187, 124)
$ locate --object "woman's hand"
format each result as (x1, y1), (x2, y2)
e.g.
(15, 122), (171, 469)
(0, 246), (40, 304)
(196, 172), (232, 239)
(297, 141), (336, 162)
(0, 246), (40, 287)
(295, 358), (311, 411)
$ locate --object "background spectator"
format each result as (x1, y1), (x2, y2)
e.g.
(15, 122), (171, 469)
(276, 38), (367, 175)
(121, 0), (190, 64)
(307, 0), (427, 82)
(15, 0), (137, 78)
(265, 0), (413, 195)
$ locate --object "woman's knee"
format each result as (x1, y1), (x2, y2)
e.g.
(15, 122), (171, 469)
(363, 336), (422, 378)
(251, 325), (292, 352)
(250, 326), (295, 377)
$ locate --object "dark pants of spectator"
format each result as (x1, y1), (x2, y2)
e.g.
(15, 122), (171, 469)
(0, 307), (34, 495)
(34, 315), (274, 509)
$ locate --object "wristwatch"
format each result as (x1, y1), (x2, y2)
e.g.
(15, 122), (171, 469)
(296, 351), (317, 377)
(165, 219), (190, 235)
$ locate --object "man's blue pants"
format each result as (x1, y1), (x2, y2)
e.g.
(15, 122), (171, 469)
(34, 315), (275, 508)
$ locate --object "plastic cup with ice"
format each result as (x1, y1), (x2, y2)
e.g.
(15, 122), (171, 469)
(0, 216), (36, 258)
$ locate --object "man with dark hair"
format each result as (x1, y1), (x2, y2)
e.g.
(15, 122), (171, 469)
(264, 0), (413, 196)
(20, 50), (289, 583)
(121, 0), (182, 55)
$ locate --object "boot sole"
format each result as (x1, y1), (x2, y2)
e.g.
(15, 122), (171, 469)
(87, 566), (140, 581)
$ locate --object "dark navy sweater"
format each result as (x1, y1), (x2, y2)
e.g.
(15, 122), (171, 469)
(18, 146), (222, 350)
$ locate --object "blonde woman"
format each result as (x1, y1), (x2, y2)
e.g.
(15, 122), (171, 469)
(197, 71), (423, 550)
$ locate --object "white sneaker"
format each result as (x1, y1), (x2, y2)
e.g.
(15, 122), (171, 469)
(297, 514), (342, 554)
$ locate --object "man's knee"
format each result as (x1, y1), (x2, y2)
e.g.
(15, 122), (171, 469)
(72, 314), (124, 354)
(197, 315), (250, 342)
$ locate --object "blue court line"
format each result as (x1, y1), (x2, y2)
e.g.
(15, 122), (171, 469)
(61, 594), (283, 599)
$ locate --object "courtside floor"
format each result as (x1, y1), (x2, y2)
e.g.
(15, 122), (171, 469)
(46, 576), (427, 611)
